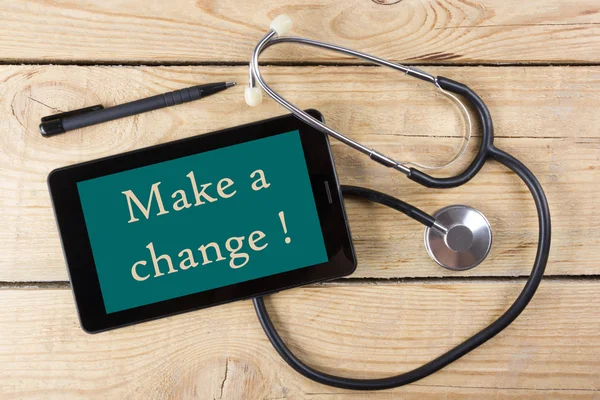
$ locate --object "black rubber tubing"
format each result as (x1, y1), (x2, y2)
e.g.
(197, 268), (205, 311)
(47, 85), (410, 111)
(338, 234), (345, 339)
(408, 76), (494, 189)
(342, 185), (437, 228)
(252, 77), (551, 390)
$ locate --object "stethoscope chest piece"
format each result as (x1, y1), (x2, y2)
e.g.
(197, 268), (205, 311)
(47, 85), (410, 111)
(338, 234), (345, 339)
(424, 205), (492, 271)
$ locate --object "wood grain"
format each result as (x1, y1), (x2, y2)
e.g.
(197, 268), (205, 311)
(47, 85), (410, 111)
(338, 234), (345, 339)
(1, 1), (598, 398)
(0, 0), (599, 64)
(1, 65), (598, 281)
(0, 282), (599, 399)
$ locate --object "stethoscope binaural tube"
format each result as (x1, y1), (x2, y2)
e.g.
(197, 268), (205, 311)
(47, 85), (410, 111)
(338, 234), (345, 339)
(247, 26), (477, 175)
(249, 15), (551, 390)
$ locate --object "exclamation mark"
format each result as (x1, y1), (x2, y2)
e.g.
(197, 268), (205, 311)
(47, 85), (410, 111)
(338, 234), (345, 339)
(278, 211), (291, 244)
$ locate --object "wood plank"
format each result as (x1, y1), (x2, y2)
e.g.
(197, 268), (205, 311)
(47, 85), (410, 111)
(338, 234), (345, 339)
(0, 0), (599, 64)
(0, 282), (599, 398)
(1, 65), (598, 281)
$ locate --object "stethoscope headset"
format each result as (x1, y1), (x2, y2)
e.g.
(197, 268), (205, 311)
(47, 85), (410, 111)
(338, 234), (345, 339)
(244, 15), (551, 390)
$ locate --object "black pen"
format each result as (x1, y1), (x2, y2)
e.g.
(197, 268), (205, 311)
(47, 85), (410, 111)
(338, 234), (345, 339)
(40, 81), (236, 137)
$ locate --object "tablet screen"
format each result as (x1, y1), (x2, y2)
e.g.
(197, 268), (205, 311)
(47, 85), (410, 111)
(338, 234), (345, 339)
(77, 130), (328, 313)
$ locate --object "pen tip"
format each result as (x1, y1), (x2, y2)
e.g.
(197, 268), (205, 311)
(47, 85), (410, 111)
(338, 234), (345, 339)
(226, 82), (237, 88)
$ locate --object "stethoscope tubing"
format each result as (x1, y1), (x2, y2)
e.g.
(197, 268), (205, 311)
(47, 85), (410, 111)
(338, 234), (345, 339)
(253, 146), (550, 389)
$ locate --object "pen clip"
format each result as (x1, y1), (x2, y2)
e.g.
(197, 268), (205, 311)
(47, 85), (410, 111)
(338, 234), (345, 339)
(40, 104), (104, 137)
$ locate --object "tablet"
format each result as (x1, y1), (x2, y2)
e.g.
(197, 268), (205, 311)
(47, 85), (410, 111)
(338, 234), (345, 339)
(48, 110), (356, 333)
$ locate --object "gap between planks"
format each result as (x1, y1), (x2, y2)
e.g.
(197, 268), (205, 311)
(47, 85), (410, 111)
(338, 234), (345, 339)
(2, 275), (600, 290)
(2, 60), (600, 68)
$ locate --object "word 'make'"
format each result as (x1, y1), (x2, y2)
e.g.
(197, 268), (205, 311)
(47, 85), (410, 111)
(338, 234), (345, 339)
(121, 169), (270, 224)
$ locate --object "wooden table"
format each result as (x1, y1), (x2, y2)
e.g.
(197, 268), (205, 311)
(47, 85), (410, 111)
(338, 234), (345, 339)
(1, 1), (599, 398)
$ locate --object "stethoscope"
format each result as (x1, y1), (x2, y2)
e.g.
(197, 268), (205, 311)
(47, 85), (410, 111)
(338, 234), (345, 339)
(244, 15), (551, 390)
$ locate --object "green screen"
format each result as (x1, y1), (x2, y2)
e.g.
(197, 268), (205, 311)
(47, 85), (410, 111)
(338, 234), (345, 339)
(77, 130), (328, 314)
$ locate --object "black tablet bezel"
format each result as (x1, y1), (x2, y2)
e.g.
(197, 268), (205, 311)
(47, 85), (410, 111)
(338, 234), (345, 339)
(48, 110), (356, 333)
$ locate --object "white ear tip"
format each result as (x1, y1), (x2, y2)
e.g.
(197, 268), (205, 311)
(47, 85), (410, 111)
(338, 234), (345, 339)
(270, 14), (293, 36)
(245, 86), (263, 106)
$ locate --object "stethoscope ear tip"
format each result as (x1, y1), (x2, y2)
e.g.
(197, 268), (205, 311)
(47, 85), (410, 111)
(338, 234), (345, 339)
(245, 86), (263, 106)
(270, 14), (293, 36)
